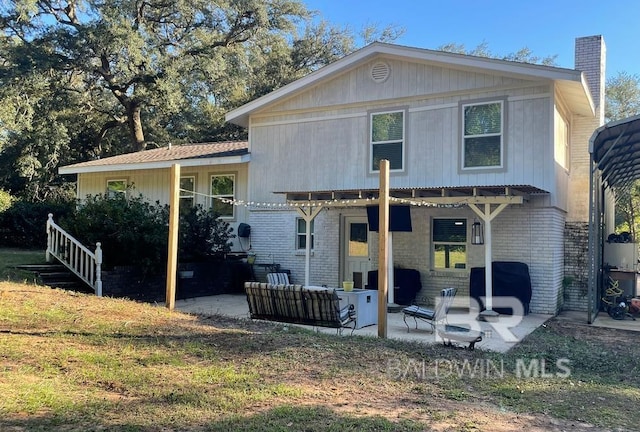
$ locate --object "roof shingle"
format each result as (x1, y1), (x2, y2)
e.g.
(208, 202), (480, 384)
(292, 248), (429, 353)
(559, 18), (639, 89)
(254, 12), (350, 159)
(63, 141), (248, 169)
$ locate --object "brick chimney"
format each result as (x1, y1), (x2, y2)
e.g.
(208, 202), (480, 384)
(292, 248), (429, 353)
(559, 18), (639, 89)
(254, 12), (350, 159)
(566, 36), (606, 223)
(575, 35), (606, 125)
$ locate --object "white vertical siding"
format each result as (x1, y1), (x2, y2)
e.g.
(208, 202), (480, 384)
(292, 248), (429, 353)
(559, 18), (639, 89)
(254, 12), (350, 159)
(249, 89), (554, 202)
(76, 163), (249, 249)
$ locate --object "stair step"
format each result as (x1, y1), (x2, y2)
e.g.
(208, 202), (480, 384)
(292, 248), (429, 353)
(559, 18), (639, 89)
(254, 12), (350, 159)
(44, 280), (82, 288)
(15, 264), (66, 271)
(39, 271), (77, 278)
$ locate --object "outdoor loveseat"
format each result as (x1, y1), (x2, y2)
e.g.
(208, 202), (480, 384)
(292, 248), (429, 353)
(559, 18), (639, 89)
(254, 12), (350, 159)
(244, 282), (357, 333)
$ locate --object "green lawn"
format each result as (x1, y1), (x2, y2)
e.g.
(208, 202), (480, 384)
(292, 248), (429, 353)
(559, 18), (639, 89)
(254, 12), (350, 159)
(0, 248), (47, 282)
(1, 280), (639, 431)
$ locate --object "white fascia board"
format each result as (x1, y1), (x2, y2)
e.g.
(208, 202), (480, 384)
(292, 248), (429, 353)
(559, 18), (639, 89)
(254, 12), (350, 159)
(58, 154), (250, 175)
(225, 42), (586, 127)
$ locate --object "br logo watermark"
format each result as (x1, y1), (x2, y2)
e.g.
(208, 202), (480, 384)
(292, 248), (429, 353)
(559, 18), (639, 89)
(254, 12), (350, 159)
(515, 358), (571, 378)
(387, 358), (571, 380)
(435, 295), (528, 343)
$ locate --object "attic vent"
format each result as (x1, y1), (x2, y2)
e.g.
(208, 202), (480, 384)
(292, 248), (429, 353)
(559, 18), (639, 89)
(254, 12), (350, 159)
(370, 62), (390, 83)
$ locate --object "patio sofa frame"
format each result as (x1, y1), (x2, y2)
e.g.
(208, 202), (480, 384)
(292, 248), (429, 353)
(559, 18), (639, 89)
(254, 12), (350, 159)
(244, 282), (356, 334)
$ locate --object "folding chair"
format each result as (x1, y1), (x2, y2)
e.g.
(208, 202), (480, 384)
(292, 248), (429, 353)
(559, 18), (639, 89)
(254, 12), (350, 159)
(267, 272), (290, 285)
(401, 287), (457, 332)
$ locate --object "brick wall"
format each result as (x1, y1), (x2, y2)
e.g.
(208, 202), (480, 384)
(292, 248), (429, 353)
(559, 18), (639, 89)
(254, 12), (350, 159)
(248, 208), (342, 287)
(575, 35), (606, 121)
(249, 202), (566, 314)
(568, 35), (606, 222)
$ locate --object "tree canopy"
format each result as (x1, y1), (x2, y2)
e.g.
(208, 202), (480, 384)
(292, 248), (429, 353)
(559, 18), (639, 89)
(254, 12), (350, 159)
(606, 71), (640, 123)
(605, 71), (640, 236)
(0, 0), (402, 200)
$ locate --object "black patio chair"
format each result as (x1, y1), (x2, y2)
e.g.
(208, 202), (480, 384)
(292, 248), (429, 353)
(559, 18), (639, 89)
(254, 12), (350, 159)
(401, 287), (457, 332)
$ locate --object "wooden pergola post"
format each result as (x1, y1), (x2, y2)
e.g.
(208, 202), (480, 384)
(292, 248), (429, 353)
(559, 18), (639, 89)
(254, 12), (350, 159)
(295, 206), (322, 286)
(166, 163), (180, 310)
(378, 160), (390, 338)
(469, 202), (509, 317)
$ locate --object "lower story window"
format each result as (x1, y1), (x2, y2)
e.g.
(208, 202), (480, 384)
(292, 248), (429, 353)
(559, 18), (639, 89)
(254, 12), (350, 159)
(211, 174), (235, 218)
(106, 179), (127, 198)
(296, 218), (314, 250)
(432, 218), (467, 269)
(180, 176), (195, 210)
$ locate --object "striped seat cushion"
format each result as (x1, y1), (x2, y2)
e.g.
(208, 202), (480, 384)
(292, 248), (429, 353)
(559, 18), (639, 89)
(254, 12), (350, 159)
(267, 272), (290, 285)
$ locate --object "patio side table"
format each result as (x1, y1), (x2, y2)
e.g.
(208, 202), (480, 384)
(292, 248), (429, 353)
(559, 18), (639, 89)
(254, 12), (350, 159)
(336, 289), (378, 329)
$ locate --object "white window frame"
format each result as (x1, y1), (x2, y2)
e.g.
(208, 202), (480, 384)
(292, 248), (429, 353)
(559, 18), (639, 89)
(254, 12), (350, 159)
(460, 99), (505, 171)
(210, 173), (235, 219)
(106, 179), (127, 198)
(296, 218), (314, 250)
(432, 218), (467, 271)
(369, 109), (405, 173)
(179, 175), (196, 209)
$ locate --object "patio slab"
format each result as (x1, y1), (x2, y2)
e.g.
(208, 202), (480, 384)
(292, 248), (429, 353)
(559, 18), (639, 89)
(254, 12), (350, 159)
(174, 294), (552, 353)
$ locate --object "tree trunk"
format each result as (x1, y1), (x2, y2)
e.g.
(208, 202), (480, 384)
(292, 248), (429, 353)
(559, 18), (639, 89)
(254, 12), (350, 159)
(127, 102), (146, 151)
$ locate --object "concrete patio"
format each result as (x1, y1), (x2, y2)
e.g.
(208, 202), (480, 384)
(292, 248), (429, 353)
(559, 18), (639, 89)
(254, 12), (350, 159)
(175, 293), (553, 353)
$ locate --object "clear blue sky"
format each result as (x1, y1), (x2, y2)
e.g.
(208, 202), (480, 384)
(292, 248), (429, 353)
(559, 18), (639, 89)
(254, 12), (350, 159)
(304, 0), (638, 77)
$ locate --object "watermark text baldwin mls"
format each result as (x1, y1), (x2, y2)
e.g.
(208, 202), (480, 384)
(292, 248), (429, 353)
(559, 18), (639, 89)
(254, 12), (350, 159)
(388, 358), (571, 380)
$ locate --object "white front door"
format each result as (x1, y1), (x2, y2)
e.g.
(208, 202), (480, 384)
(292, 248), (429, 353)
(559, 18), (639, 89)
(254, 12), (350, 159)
(343, 217), (371, 289)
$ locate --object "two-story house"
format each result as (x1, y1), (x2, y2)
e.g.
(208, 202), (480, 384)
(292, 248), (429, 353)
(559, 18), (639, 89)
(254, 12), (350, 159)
(223, 36), (605, 315)
(59, 36), (605, 315)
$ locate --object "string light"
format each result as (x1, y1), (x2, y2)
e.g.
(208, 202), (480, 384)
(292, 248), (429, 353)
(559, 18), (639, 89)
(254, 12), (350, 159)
(181, 188), (464, 209)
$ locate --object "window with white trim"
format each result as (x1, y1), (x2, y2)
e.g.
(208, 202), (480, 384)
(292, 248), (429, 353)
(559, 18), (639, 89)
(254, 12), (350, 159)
(432, 218), (467, 270)
(461, 100), (504, 169)
(296, 218), (314, 250)
(106, 179), (127, 198)
(210, 174), (235, 218)
(370, 110), (404, 171)
(180, 176), (196, 209)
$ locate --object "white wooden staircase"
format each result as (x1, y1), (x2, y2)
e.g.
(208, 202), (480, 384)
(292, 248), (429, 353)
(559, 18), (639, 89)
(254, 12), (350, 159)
(45, 214), (103, 296)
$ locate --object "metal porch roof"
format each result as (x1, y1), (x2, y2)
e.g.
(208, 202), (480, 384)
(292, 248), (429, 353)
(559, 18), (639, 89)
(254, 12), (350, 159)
(590, 114), (640, 190)
(277, 185), (547, 206)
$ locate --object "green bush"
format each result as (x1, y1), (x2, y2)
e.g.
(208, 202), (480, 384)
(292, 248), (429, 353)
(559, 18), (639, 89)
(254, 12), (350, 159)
(0, 199), (75, 248)
(61, 195), (235, 274)
(179, 205), (235, 262)
(61, 194), (169, 273)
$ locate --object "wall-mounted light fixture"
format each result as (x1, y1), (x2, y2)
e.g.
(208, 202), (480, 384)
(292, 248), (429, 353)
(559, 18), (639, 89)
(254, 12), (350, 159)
(471, 218), (484, 245)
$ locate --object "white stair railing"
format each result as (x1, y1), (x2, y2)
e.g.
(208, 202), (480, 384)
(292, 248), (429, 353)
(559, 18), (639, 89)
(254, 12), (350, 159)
(46, 213), (103, 296)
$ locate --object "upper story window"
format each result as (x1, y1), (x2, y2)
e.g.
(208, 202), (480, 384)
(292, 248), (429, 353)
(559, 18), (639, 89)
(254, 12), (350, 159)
(461, 100), (504, 170)
(211, 174), (235, 219)
(370, 110), (404, 172)
(432, 218), (467, 270)
(106, 179), (127, 198)
(180, 176), (196, 209)
(296, 218), (314, 250)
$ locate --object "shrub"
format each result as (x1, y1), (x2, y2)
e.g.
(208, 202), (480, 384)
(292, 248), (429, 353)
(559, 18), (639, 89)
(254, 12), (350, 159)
(0, 199), (75, 248)
(179, 205), (235, 262)
(61, 196), (235, 274)
(61, 194), (169, 273)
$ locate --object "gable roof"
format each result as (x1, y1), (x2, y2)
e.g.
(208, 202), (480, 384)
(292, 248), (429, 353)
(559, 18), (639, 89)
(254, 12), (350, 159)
(226, 42), (594, 127)
(59, 141), (249, 174)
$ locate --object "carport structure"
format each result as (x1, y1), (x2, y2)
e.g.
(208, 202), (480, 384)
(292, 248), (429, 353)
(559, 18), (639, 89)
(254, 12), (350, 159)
(588, 114), (640, 323)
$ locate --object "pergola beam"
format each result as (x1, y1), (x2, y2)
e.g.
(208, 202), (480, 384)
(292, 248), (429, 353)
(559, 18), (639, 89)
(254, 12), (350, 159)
(286, 195), (524, 208)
